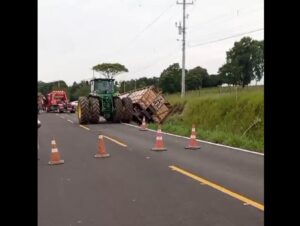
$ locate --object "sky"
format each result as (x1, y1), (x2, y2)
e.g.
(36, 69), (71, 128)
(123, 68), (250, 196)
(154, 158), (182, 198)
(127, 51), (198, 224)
(38, 0), (264, 86)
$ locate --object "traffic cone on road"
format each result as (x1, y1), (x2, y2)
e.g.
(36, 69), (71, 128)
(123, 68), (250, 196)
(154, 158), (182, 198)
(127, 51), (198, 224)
(48, 139), (64, 165)
(151, 125), (167, 151)
(94, 135), (110, 158)
(185, 124), (201, 150)
(139, 116), (148, 131)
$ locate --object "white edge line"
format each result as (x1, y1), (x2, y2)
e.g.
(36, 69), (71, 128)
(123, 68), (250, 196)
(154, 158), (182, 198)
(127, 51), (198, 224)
(122, 123), (264, 156)
(67, 119), (74, 124)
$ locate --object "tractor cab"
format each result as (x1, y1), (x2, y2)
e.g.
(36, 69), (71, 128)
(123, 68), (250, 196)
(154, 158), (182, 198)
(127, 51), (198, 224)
(91, 78), (115, 95)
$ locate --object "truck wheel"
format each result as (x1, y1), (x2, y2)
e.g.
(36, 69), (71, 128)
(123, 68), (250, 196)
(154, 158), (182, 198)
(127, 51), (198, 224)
(121, 97), (133, 123)
(77, 97), (90, 124)
(112, 98), (122, 123)
(89, 97), (100, 124)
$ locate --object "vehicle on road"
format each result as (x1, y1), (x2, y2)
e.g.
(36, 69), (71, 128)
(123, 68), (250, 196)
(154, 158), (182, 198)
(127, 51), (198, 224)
(70, 101), (78, 108)
(119, 86), (172, 124)
(77, 78), (133, 124)
(45, 90), (75, 113)
(38, 119), (41, 155)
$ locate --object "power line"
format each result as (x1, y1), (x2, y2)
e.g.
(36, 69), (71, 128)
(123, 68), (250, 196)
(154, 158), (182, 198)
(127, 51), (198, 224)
(189, 20), (263, 43)
(139, 3), (175, 36)
(188, 6), (263, 30)
(188, 28), (264, 48)
(110, 3), (175, 56)
(131, 49), (180, 75)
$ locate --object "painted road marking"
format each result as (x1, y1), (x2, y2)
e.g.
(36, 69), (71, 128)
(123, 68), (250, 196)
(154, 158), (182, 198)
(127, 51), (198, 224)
(122, 123), (263, 156)
(79, 125), (90, 131)
(60, 116), (65, 119)
(103, 135), (127, 147)
(169, 165), (264, 211)
(67, 119), (74, 124)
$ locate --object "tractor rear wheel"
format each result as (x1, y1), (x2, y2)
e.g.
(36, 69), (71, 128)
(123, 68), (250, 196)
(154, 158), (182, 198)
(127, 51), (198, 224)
(77, 97), (90, 124)
(89, 97), (100, 124)
(112, 98), (122, 123)
(121, 97), (133, 123)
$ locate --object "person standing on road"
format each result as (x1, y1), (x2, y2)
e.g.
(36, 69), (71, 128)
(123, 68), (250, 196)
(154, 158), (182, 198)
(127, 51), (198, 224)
(38, 119), (41, 160)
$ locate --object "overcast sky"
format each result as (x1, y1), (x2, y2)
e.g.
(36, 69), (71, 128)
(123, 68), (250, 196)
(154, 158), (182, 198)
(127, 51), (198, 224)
(38, 0), (264, 85)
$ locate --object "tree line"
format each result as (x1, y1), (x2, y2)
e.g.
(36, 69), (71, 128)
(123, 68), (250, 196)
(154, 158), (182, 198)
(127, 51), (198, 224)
(38, 37), (264, 99)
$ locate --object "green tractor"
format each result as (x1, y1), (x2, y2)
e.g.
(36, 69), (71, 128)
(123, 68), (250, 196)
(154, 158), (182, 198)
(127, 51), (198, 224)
(76, 78), (133, 124)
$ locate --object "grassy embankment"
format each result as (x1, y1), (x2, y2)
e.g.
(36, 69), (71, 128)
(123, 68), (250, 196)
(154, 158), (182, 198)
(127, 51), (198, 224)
(148, 85), (264, 153)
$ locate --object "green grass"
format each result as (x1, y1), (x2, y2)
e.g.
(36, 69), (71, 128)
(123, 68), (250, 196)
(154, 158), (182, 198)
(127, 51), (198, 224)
(152, 85), (264, 152)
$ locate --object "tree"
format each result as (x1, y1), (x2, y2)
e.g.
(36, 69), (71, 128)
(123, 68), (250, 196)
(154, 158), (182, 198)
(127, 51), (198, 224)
(67, 80), (90, 101)
(92, 63), (128, 79)
(218, 63), (238, 85)
(72, 81), (90, 99)
(148, 77), (160, 88)
(51, 80), (68, 91)
(203, 74), (222, 87)
(38, 80), (68, 96)
(186, 66), (209, 90)
(159, 63), (182, 93)
(252, 40), (264, 84)
(117, 76), (160, 93)
(218, 37), (264, 87)
(68, 82), (79, 101)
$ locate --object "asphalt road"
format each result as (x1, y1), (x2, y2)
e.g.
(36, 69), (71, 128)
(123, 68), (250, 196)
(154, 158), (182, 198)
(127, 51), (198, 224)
(38, 113), (264, 226)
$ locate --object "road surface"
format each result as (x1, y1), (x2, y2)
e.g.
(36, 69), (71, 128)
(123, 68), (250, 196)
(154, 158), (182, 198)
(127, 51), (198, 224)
(38, 113), (264, 226)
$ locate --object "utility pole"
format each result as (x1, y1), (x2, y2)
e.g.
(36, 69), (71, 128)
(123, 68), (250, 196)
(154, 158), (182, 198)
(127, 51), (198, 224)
(176, 0), (193, 98)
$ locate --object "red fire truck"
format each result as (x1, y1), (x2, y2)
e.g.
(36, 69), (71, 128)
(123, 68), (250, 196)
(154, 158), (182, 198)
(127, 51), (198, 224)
(45, 90), (75, 113)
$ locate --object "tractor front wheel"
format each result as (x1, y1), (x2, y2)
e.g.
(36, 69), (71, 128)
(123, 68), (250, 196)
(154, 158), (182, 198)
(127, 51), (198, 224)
(121, 97), (133, 123)
(77, 97), (90, 124)
(89, 97), (100, 124)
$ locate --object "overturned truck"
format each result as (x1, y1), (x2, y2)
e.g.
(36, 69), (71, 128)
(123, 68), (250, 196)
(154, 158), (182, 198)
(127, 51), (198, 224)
(120, 86), (172, 124)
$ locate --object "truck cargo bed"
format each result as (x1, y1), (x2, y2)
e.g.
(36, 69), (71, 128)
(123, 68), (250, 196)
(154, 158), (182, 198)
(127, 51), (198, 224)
(120, 86), (172, 124)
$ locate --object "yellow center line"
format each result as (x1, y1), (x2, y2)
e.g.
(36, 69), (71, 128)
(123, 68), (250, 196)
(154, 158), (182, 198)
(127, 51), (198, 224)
(79, 125), (90, 131)
(169, 165), (264, 211)
(67, 119), (74, 124)
(103, 135), (127, 147)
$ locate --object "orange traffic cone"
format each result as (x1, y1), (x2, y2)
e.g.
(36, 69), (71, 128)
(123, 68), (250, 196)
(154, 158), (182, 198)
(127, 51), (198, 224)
(151, 125), (167, 151)
(185, 124), (201, 150)
(139, 116), (148, 131)
(94, 135), (110, 158)
(48, 139), (64, 165)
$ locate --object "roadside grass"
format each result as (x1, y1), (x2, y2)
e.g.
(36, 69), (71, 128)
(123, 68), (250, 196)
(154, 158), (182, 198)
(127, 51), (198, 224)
(150, 85), (264, 153)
